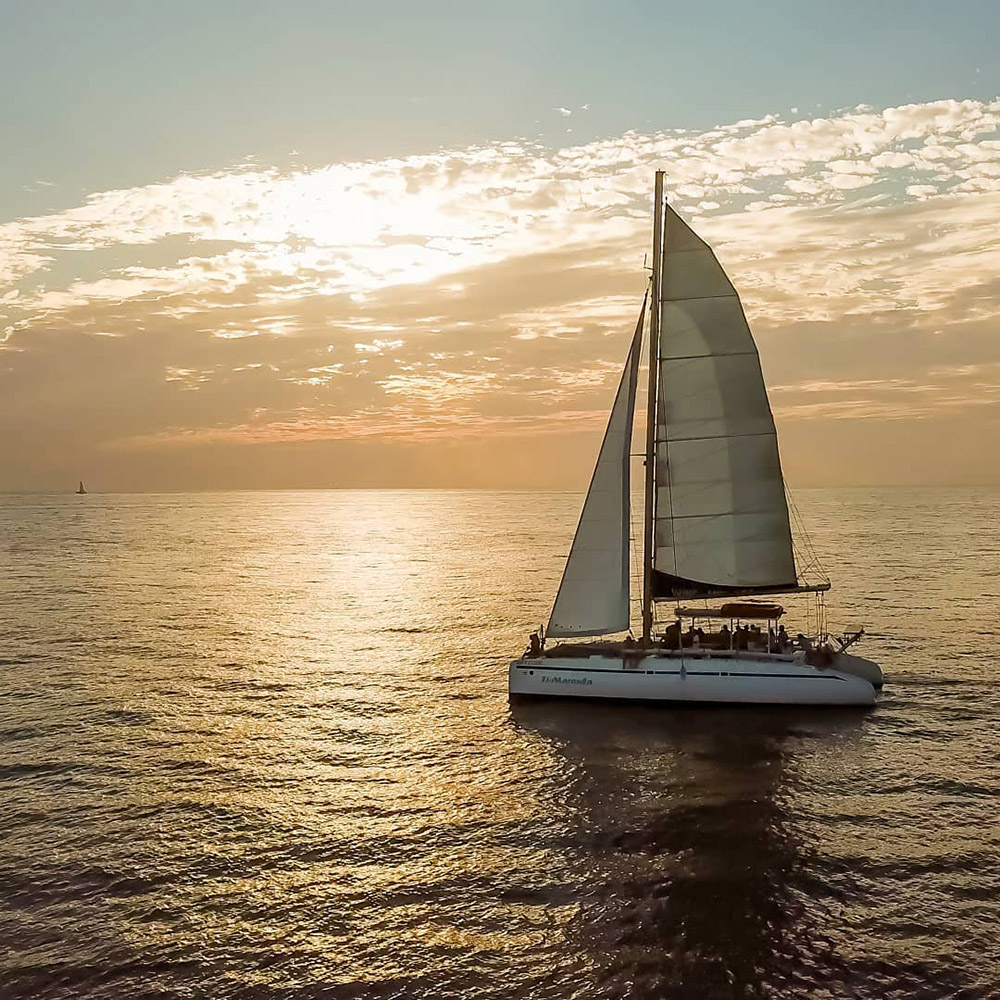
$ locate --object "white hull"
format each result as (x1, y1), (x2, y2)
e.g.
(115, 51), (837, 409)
(833, 651), (883, 688)
(509, 652), (876, 706)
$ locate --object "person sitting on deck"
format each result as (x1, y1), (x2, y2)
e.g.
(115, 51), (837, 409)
(718, 624), (731, 648)
(777, 624), (789, 651)
(734, 625), (749, 651)
(662, 622), (681, 650)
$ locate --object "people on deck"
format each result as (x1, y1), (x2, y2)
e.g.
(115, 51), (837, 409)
(734, 625), (749, 651)
(662, 622), (681, 650)
(667, 617), (823, 656)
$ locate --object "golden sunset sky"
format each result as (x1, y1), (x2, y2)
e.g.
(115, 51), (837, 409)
(2, 2), (999, 489)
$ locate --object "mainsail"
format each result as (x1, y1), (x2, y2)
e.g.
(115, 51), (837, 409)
(651, 205), (798, 600)
(547, 299), (645, 637)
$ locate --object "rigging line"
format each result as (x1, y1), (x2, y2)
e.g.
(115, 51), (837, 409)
(788, 499), (821, 567)
(629, 500), (643, 630)
(628, 292), (650, 634)
(786, 488), (829, 585)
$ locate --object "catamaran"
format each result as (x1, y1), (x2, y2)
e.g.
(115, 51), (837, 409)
(510, 172), (883, 707)
(76, 481), (87, 495)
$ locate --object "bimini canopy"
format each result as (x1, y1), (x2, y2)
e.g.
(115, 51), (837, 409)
(674, 602), (785, 620)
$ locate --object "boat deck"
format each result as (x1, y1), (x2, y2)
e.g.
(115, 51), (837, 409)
(543, 642), (799, 663)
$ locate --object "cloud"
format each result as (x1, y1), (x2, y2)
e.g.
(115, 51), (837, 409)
(2, 97), (1000, 487)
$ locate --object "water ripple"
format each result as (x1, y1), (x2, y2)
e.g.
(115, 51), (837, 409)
(1, 488), (998, 998)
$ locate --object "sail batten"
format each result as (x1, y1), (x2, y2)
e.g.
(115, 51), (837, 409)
(547, 300), (645, 638)
(651, 204), (797, 601)
(666, 508), (797, 521)
(662, 293), (746, 303)
(665, 350), (757, 361)
(666, 431), (779, 443)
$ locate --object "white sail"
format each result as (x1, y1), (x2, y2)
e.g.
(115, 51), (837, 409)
(547, 302), (645, 637)
(652, 206), (796, 599)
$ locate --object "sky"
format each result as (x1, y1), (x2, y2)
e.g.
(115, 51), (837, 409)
(2, 0), (999, 490)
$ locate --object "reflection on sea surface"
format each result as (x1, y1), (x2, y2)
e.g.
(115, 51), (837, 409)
(1, 490), (999, 998)
(510, 703), (862, 997)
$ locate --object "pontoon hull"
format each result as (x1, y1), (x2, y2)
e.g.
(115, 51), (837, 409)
(833, 651), (883, 688)
(509, 654), (876, 706)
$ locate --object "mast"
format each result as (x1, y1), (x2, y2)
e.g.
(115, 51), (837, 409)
(641, 171), (664, 644)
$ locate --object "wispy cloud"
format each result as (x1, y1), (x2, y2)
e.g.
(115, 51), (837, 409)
(3, 98), (1000, 486)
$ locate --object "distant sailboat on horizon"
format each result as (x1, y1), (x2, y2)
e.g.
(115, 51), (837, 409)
(510, 171), (883, 707)
(76, 481), (87, 495)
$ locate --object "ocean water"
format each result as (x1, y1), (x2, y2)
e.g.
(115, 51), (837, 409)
(1, 488), (998, 999)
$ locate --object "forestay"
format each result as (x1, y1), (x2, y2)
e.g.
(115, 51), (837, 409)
(652, 206), (797, 600)
(547, 299), (645, 637)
